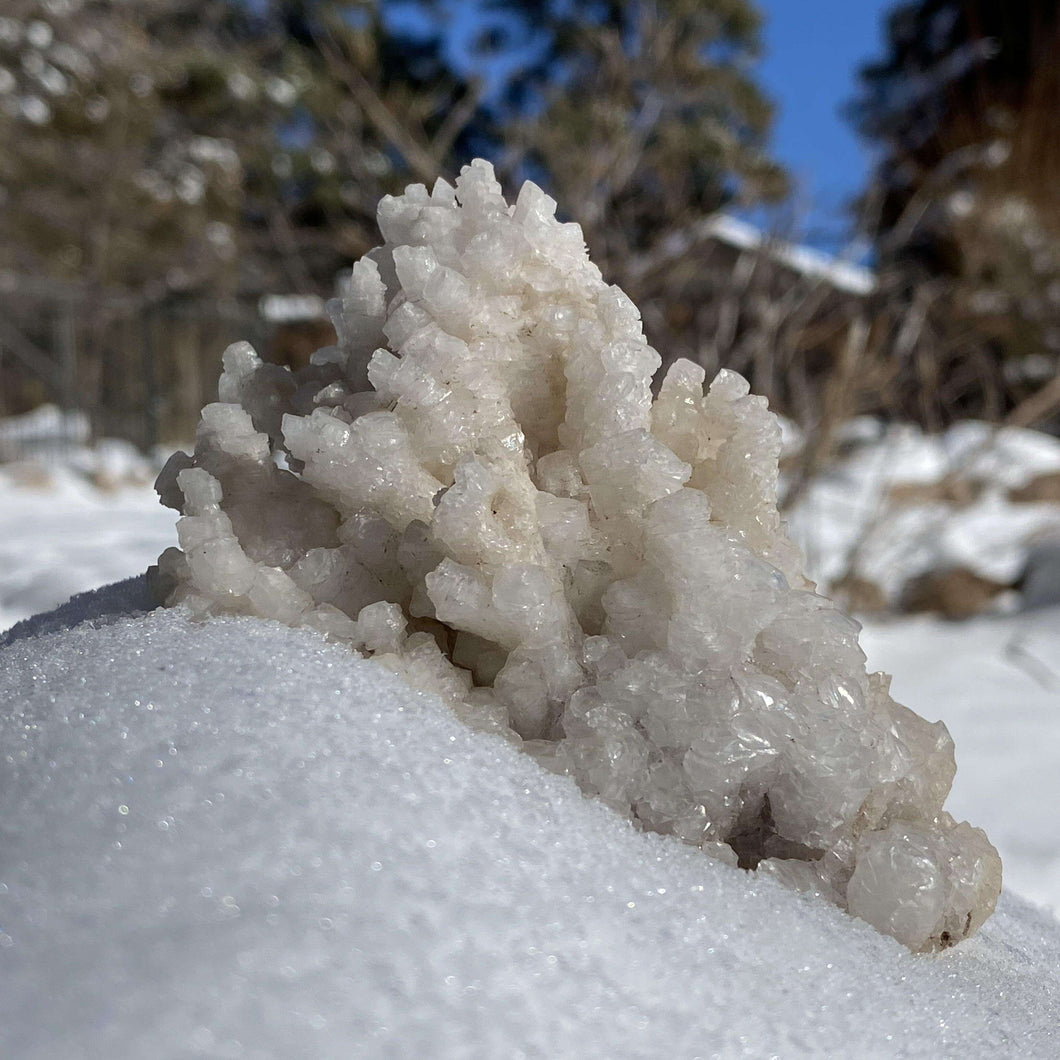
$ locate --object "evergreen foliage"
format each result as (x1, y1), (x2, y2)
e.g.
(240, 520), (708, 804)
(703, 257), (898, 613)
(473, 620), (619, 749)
(0, 0), (786, 307)
(0, 0), (482, 297)
(849, 1), (1060, 383)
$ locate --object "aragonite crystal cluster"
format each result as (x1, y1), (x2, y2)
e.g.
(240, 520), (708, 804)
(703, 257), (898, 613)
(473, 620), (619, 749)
(154, 160), (1001, 951)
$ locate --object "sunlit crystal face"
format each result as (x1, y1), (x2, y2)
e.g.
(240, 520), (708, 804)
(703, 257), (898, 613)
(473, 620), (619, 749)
(154, 159), (1001, 952)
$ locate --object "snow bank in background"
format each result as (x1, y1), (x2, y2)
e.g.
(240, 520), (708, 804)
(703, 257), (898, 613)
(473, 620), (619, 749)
(0, 403), (89, 461)
(0, 403), (168, 484)
(862, 608), (1060, 916)
(0, 607), (1057, 1059)
(787, 419), (1060, 601)
(0, 463), (176, 631)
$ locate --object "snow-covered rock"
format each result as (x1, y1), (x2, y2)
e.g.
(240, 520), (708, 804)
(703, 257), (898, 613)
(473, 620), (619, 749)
(0, 604), (1057, 1059)
(787, 419), (1060, 605)
(152, 160), (1000, 950)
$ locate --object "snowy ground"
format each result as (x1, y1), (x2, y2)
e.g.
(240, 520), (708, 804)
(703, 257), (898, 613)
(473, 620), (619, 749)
(3, 438), (1060, 921)
(1, 606), (1058, 1058)
(0, 459), (176, 631)
(861, 610), (1060, 915)
(3, 421), (1060, 1052)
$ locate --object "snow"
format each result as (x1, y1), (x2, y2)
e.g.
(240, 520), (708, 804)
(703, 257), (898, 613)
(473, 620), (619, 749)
(1, 602), (1058, 1058)
(258, 292), (327, 323)
(0, 403), (89, 459)
(0, 463), (176, 632)
(703, 214), (877, 296)
(786, 419), (1060, 598)
(861, 608), (1060, 915)
(946, 422), (1060, 491)
(3, 391), (1060, 1046)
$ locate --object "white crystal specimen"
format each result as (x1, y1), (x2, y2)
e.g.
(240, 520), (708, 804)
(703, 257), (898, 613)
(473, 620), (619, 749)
(153, 159), (1001, 951)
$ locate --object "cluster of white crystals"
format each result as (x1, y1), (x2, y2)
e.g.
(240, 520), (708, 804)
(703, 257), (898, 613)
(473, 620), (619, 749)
(153, 160), (1001, 952)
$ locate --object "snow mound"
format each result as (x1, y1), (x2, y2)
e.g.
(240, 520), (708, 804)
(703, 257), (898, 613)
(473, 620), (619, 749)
(0, 609), (1057, 1059)
(0, 573), (154, 647)
(154, 159), (999, 949)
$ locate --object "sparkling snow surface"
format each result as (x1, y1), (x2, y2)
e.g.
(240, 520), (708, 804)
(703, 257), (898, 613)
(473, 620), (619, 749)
(1, 604), (1059, 1058)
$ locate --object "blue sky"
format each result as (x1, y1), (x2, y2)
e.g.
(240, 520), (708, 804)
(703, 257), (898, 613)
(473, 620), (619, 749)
(755, 0), (895, 251)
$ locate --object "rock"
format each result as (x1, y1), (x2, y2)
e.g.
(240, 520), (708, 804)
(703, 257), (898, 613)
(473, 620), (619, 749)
(888, 476), (981, 508)
(1010, 471), (1060, 504)
(902, 567), (1012, 620)
(1019, 541), (1060, 610)
(0, 460), (53, 490)
(831, 574), (888, 615)
(153, 160), (1001, 951)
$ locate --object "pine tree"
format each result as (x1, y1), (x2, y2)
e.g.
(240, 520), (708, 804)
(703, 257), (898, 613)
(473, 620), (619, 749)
(0, 0), (484, 437)
(2, 0), (790, 420)
(0, 0), (480, 299)
(460, 0), (788, 369)
(262, 0), (484, 286)
(492, 0), (785, 261)
(849, 0), (1060, 416)
(0, 0), (266, 295)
